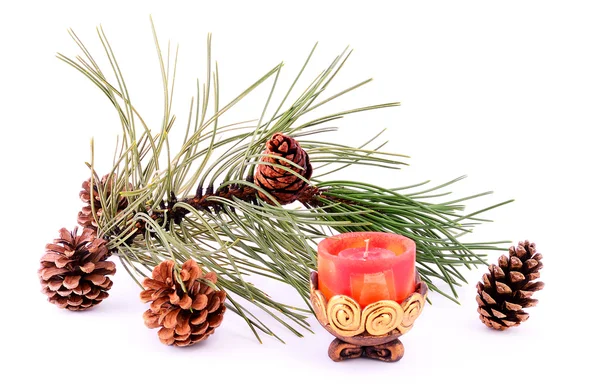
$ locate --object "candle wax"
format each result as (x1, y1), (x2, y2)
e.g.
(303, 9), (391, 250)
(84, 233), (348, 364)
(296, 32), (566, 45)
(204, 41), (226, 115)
(317, 232), (416, 307)
(338, 247), (395, 260)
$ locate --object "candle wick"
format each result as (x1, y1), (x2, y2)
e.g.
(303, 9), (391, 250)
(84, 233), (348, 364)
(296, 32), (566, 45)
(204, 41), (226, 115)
(363, 239), (370, 260)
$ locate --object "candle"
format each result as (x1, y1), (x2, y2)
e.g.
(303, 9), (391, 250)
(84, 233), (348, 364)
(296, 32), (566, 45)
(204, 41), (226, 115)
(317, 232), (416, 308)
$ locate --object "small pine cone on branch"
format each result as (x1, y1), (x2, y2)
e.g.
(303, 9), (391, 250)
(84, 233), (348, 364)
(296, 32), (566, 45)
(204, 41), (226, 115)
(476, 240), (544, 330)
(140, 260), (227, 347)
(254, 133), (313, 205)
(77, 174), (129, 230)
(39, 228), (115, 311)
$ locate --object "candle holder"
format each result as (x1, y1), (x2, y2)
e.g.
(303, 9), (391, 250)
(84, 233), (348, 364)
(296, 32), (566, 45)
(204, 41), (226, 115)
(310, 271), (427, 362)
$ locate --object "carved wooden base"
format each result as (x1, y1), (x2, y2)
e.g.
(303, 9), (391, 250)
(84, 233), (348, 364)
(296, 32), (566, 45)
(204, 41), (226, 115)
(328, 338), (405, 362)
(310, 271), (427, 364)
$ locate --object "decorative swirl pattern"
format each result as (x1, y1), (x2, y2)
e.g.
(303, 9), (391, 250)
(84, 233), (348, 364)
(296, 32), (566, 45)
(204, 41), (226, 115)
(362, 300), (404, 336)
(309, 272), (329, 327)
(326, 295), (364, 337)
(397, 290), (426, 334)
(310, 271), (428, 343)
(310, 289), (329, 327)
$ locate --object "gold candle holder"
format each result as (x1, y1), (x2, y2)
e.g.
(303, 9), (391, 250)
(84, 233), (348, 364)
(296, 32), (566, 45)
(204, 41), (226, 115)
(310, 271), (427, 362)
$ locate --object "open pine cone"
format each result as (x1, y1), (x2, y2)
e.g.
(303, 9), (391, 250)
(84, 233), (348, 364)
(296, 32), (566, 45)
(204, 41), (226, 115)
(254, 133), (312, 205)
(141, 259), (227, 347)
(77, 174), (129, 230)
(39, 228), (115, 311)
(476, 240), (544, 330)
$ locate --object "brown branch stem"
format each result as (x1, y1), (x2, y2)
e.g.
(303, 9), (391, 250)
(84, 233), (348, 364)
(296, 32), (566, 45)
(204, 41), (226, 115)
(147, 184), (327, 229)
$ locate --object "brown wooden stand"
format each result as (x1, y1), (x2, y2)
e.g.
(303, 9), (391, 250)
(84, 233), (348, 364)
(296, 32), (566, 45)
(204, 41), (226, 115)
(328, 338), (405, 362)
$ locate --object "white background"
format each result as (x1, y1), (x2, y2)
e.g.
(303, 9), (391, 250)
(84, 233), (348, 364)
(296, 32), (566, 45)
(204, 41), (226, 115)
(1, 1), (598, 390)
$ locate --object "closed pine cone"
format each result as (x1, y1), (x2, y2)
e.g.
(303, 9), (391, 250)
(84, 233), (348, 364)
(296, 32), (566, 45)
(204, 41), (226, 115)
(254, 133), (312, 205)
(140, 260), (227, 347)
(39, 228), (115, 311)
(77, 174), (129, 230)
(476, 240), (544, 330)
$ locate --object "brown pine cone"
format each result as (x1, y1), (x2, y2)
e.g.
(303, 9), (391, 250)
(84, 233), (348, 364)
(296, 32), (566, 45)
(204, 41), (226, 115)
(39, 228), (115, 311)
(140, 260), (227, 347)
(254, 133), (313, 205)
(77, 174), (129, 230)
(476, 240), (544, 330)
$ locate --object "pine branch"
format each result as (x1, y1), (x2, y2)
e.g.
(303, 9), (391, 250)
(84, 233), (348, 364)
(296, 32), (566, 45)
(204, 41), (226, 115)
(60, 22), (512, 342)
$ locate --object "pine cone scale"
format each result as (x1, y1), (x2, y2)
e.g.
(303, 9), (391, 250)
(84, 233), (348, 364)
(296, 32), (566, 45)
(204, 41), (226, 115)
(495, 282), (512, 294)
(73, 282), (92, 295)
(208, 310), (225, 327)
(191, 310), (208, 325)
(525, 259), (538, 270)
(191, 322), (209, 336)
(524, 281), (544, 291)
(46, 280), (63, 291)
(480, 289), (496, 305)
(57, 287), (72, 297)
(40, 252), (65, 263)
(509, 271), (526, 283)
(143, 310), (160, 328)
(94, 261), (116, 272)
(80, 262), (96, 273)
(504, 301), (522, 311)
(67, 296), (83, 306)
(40, 267), (68, 280)
(179, 295), (193, 309)
(164, 309), (180, 329)
(175, 322), (191, 336)
(158, 327), (175, 343)
(62, 276), (80, 288)
(142, 278), (166, 291)
(45, 243), (66, 253)
(516, 313), (529, 321)
(192, 294), (208, 310)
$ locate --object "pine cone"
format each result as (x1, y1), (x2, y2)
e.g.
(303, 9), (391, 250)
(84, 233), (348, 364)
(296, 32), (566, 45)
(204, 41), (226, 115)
(140, 260), (227, 347)
(476, 240), (544, 330)
(254, 133), (312, 205)
(77, 174), (129, 230)
(39, 228), (115, 311)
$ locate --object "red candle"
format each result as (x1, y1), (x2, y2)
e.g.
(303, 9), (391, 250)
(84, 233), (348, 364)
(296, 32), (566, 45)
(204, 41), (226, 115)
(317, 232), (416, 308)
